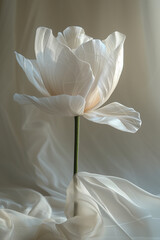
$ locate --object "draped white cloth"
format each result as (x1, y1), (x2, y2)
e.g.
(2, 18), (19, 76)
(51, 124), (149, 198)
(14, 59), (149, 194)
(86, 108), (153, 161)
(1, 172), (160, 239)
(1, 0), (160, 239)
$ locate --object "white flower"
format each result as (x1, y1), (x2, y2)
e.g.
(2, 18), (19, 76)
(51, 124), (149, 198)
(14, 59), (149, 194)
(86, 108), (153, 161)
(14, 26), (141, 133)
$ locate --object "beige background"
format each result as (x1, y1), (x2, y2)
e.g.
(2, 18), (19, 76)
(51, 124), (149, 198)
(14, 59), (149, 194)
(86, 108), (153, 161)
(0, 0), (160, 196)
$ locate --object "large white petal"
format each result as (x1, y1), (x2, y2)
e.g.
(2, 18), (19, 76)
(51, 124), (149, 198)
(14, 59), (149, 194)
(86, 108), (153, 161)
(15, 52), (49, 96)
(75, 33), (125, 110)
(14, 94), (86, 116)
(35, 27), (63, 61)
(35, 27), (94, 98)
(56, 26), (92, 49)
(52, 47), (94, 98)
(103, 31), (126, 54)
(84, 102), (142, 133)
(34, 27), (64, 95)
(75, 39), (107, 85)
(75, 39), (108, 110)
(100, 31), (126, 103)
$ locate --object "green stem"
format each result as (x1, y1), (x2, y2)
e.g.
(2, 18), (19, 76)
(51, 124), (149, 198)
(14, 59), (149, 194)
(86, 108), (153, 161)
(74, 116), (80, 175)
(73, 116), (80, 216)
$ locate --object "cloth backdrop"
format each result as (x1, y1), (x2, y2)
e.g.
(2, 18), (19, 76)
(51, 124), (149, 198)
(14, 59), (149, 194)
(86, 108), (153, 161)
(0, 0), (160, 239)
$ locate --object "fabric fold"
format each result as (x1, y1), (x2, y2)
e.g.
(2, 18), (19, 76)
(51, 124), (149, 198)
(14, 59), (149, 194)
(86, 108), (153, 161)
(1, 172), (160, 239)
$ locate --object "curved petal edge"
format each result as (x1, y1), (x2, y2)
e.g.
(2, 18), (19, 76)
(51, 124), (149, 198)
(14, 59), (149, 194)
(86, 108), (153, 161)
(13, 94), (86, 117)
(84, 102), (142, 133)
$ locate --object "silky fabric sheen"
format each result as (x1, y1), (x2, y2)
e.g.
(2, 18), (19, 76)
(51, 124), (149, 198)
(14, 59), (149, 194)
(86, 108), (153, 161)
(1, 172), (160, 239)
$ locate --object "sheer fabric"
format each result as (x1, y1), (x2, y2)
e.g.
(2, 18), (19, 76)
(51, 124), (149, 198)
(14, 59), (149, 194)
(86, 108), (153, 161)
(1, 172), (160, 239)
(0, 0), (160, 239)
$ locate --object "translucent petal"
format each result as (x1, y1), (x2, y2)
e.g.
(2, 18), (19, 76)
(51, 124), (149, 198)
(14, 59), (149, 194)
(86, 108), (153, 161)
(75, 34), (125, 109)
(75, 39), (107, 84)
(15, 52), (49, 96)
(103, 31), (126, 54)
(84, 86), (101, 112)
(52, 46), (94, 98)
(35, 27), (94, 98)
(14, 94), (86, 116)
(34, 27), (64, 95)
(84, 102), (142, 133)
(35, 27), (63, 61)
(75, 40), (107, 108)
(100, 31), (126, 104)
(56, 26), (92, 49)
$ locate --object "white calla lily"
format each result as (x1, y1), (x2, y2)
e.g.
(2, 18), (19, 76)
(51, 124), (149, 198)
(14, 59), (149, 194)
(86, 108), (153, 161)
(14, 26), (141, 133)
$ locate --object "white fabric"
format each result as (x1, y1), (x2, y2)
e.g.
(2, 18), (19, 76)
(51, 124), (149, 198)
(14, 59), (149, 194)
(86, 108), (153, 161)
(1, 172), (160, 239)
(1, 0), (160, 239)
